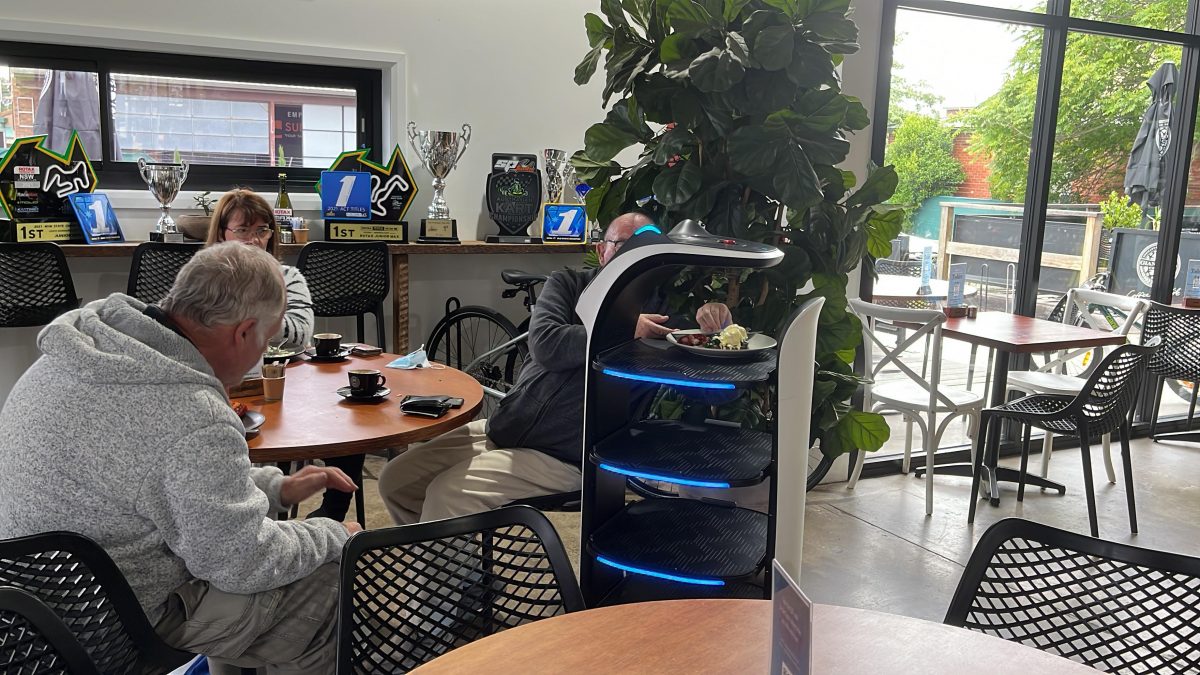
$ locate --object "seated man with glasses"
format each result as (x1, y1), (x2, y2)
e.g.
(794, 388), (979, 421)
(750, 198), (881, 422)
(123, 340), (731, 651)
(379, 211), (731, 524)
(205, 189), (365, 525)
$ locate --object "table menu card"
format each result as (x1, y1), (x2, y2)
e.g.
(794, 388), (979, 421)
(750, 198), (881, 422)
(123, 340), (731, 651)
(948, 262), (967, 307)
(771, 559), (812, 675)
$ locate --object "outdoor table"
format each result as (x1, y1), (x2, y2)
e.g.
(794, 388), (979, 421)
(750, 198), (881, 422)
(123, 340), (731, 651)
(233, 352), (482, 464)
(920, 312), (1127, 505)
(873, 274), (952, 303)
(409, 599), (1097, 674)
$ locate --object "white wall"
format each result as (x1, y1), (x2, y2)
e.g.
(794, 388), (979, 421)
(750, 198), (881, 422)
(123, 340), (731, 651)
(0, 0), (883, 404)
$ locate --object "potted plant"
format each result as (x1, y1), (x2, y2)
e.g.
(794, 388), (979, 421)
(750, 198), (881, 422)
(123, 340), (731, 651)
(176, 190), (215, 241)
(571, 0), (903, 463)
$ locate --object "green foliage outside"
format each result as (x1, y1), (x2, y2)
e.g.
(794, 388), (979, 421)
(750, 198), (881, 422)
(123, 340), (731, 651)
(571, 0), (903, 458)
(1098, 190), (1146, 230)
(966, 0), (1186, 203)
(885, 113), (964, 231)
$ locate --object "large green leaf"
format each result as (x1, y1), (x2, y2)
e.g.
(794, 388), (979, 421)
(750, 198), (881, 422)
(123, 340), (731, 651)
(754, 25), (795, 71)
(827, 410), (890, 455)
(846, 164), (899, 208)
(843, 96), (870, 131)
(575, 46), (604, 86)
(652, 160), (703, 206)
(584, 122), (640, 162)
(741, 9), (789, 44)
(633, 73), (682, 122)
(803, 11), (858, 43)
(728, 125), (780, 175)
(689, 46), (746, 92)
(742, 70), (797, 114)
(601, 0), (629, 27)
(585, 13), (613, 49)
(786, 39), (836, 87)
(660, 33), (699, 63)
(723, 0), (753, 23)
(667, 0), (719, 37)
(650, 126), (697, 165)
(865, 206), (904, 259)
(762, 0), (808, 20)
(570, 150), (624, 185)
(605, 98), (652, 139)
(584, 181), (610, 222)
(621, 0), (653, 30)
(774, 143), (824, 212)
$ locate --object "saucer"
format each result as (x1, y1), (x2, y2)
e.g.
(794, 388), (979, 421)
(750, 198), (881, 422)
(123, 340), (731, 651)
(337, 386), (391, 403)
(308, 347), (353, 363)
(241, 410), (266, 435)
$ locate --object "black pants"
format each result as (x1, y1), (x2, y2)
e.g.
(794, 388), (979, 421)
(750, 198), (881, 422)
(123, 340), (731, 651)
(319, 453), (365, 519)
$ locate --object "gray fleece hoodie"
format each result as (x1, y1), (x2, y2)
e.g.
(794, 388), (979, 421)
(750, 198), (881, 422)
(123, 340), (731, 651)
(0, 294), (348, 622)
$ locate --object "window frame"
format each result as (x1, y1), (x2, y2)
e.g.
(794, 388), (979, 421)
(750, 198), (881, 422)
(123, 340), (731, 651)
(0, 40), (383, 191)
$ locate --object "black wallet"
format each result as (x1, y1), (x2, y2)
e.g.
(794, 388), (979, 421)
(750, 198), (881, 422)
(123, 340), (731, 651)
(399, 394), (464, 418)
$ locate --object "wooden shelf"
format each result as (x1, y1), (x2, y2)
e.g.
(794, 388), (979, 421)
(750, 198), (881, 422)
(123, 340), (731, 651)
(58, 241), (588, 257)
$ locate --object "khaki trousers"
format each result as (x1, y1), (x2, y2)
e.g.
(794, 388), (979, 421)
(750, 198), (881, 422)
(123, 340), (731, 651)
(378, 419), (582, 524)
(154, 563), (338, 675)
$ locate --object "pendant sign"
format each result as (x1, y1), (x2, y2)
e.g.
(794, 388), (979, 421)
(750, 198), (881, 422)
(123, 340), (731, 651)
(0, 132), (97, 242)
(917, 245), (934, 296)
(321, 145), (417, 242)
(947, 262), (967, 308)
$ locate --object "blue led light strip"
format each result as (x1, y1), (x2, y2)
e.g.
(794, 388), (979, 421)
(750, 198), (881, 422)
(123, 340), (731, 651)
(600, 368), (735, 390)
(596, 555), (726, 586)
(599, 463), (731, 489)
(634, 224), (662, 235)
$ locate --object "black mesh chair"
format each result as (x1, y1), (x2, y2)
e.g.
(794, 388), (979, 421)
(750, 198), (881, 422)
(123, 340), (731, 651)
(297, 242), (390, 348)
(0, 243), (80, 328)
(968, 340), (1159, 538)
(336, 505), (584, 674)
(876, 257), (922, 277)
(0, 586), (100, 675)
(946, 518), (1200, 674)
(126, 241), (203, 304)
(1142, 301), (1200, 438)
(0, 531), (192, 674)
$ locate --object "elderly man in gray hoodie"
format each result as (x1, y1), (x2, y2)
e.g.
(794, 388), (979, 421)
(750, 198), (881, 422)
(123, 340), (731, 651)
(0, 242), (359, 674)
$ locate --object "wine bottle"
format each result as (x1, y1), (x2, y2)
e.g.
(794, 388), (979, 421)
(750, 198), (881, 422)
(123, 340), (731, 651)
(274, 172), (293, 220)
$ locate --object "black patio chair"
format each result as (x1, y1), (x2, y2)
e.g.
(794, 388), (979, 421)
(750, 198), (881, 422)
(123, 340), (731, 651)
(297, 241), (389, 348)
(946, 518), (1200, 674)
(0, 585), (100, 675)
(0, 242), (80, 328)
(876, 257), (922, 278)
(336, 505), (584, 674)
(0, 531), (192, 674)
(126, 241), (203, 304)
(1142, 301), (1200, 438)
(967, 340), (1159, 538)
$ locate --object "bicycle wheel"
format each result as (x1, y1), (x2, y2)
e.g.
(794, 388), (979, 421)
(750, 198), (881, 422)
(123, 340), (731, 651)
(807, 445), (833, 491)
(427, 306), (526, 419)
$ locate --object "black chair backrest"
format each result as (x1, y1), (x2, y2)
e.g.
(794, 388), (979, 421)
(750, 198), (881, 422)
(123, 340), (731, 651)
(0, 531), (191, 674)
(336, 505), (584, 674)
(126, 242), (203, 304)
(1068, 339), (1158, 437)
(297, 241), (389, 319)
(876, 258), (922, 277)
(947, 518), (1200, 673)
(0, 243), (80, 327)
(0, 586), (100, 675)
(1142, 301), (1200, 381)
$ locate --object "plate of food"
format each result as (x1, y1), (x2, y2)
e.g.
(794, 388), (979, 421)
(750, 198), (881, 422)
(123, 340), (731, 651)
(666, 324), (777, 358)
(264, 344), (306, 363)
(231, 401), (266, 435)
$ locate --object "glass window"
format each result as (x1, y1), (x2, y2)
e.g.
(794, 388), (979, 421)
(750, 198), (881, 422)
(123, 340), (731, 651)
(0, 65), (102, 160)
(110, 73), (356, 169)
(1070, 0), (1186, 33)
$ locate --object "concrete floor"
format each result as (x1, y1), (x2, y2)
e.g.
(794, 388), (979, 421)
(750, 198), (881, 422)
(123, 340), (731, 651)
(312, 434), (1200, 624)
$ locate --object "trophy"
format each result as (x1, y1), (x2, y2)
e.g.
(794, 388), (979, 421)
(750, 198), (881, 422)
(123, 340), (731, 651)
(408, 121), (471, 243)
(541, 149), (587, 242)
(138, 158), (189, 242)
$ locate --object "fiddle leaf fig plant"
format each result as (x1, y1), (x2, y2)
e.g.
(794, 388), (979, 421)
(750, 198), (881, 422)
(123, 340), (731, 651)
(572, 0), (903, 459)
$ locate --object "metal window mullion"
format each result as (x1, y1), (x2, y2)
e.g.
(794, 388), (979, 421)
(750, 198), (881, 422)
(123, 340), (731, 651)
(98, 66), (115, 167)
(1014, 3), (1070, 319)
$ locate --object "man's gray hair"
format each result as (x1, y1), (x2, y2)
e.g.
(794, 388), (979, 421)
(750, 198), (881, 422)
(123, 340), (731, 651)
(160, 242), (285, 338)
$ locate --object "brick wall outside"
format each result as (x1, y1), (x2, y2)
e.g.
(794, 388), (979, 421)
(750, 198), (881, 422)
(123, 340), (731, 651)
(951, 133), (991, 199)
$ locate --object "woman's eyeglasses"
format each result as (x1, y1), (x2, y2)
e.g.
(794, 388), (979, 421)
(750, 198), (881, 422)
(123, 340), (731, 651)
(226, 226), (273, 239)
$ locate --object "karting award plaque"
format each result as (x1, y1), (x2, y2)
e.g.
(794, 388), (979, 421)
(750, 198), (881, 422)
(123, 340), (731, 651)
(69, 192), (124, 244)
(320, 145), (417, 242)
(486, 169), (542, 244)
(0, 132), (97, 243)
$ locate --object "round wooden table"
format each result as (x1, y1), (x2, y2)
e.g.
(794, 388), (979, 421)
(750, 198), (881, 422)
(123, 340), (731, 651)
(410, 599), (1098, 674)
(234, 352), (483, 463)
(873, 273), (953, 303)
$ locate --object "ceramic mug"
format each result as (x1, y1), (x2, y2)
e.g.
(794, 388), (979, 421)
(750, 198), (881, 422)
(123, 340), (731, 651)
(348, 369), (386, 397)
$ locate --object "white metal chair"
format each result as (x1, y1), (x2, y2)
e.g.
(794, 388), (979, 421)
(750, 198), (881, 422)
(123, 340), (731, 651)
(848, 299), (985, 515)
(1006, 289), (1144, 483)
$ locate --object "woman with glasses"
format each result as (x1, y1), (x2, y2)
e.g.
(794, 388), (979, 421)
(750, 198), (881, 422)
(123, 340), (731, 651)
(205, 189), (363, 523)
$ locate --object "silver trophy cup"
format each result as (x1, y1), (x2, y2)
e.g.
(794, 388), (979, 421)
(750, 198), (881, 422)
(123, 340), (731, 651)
(543, 149), (568, 203)
(138, 158), (190, 237)
(407, 122), (472, 221)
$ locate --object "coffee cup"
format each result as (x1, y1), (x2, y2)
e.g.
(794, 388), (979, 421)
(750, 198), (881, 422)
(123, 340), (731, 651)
(314, 333), (343, 357)
(349, 369), (386, 397)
